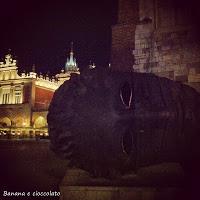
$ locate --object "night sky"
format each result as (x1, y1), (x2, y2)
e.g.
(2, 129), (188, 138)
(0, 0), (117, 75)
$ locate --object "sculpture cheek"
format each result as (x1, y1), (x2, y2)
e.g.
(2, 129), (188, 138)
(76, 82), (87, 96)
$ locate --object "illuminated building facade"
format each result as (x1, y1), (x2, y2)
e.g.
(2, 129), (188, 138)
(0, 47), (79, 138)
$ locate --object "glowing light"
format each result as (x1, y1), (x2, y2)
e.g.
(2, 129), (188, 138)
(44, 132), (48, 136)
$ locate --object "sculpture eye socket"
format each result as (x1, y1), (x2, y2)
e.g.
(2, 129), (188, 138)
(120, 82), (132, 109)
(122, 130), (133, 155)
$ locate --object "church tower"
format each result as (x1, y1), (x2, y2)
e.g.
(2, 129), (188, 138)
(65, 42), (79, 73)
(56, 43), (80, 84)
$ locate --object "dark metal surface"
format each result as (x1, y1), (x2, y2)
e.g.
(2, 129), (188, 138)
(47, 69), (200, 178)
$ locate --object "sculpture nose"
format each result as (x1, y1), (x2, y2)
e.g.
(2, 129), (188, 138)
(122, 129), (133, 155)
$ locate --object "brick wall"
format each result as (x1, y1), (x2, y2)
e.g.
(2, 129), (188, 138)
(111, 0), (200, 91)
(111, 0), (139, 71)
(132, 0), (200, 92)
(118, 0), (139, 24)
(111, 24), (136, 71)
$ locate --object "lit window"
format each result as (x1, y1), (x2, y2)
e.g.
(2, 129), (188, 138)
(2, 93), (10, 104)
(15, 92), (22, 104)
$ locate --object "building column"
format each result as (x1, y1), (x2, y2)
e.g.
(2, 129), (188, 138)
(10, 86), (15, 104)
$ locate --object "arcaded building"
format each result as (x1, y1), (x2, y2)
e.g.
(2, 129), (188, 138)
(111, 0), (200, 92)
(0, 48), (79, 138)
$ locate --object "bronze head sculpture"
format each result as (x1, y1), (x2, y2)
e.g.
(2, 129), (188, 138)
(47, 69), (200, 178)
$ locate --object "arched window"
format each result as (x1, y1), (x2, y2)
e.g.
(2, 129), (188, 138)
(0, 117), (12, 127)
(34, 116), (47, 128)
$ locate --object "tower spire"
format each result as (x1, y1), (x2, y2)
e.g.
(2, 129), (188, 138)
(70, 41), (74, 54)
(69, 41), (74, 64)
(8, 48), (12, 54)
(32, 64), (36, 72)
(65, 42), (78, 72)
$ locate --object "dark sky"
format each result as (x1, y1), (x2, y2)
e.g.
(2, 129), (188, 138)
(0, 0), (118, 75)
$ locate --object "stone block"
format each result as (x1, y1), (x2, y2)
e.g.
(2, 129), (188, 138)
(96, 190), (117, 200)
(121, 188), (142, 199)
(61, 189), (87, 200)
(60, 185), (184, 200)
